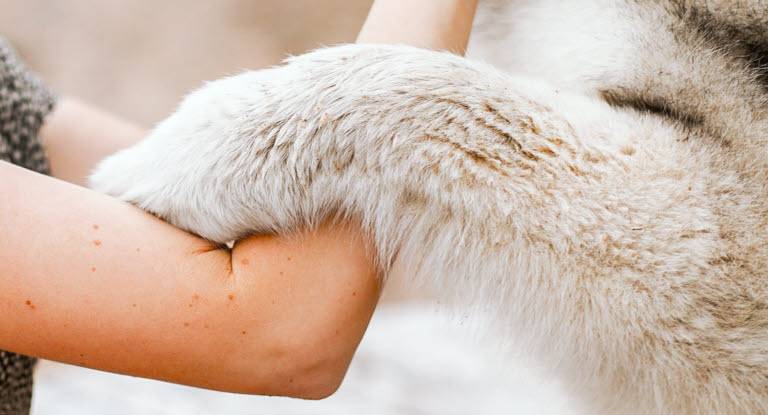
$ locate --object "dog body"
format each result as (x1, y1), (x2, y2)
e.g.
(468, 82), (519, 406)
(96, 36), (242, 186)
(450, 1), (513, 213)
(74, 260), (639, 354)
(90, 2), (768, 413)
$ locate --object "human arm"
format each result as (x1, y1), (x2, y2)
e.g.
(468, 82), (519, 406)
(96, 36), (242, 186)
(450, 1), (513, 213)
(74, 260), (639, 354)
(39, 97), (147, 187)
(356, 0), (479, 55)
(3, 0), (476, 399)
(0, 49), (376, 398)
(0, 160), (378, 398)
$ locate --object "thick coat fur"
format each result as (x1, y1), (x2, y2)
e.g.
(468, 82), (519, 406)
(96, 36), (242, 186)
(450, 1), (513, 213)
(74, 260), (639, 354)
(90, 1), (768, 413)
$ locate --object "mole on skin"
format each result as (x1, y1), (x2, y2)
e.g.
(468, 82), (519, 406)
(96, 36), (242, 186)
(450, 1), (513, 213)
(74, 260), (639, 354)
(93, 225), (99, 230)
(241, 258), (250, 266)
(93, 240), (102, 246)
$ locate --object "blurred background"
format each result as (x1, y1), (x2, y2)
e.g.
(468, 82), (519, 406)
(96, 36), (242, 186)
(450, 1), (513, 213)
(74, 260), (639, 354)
(0, 0), (373, 125)
(1, 1), (575, 413)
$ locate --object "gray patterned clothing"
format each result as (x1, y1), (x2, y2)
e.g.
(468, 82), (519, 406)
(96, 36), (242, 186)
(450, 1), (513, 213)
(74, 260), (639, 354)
(0, 36), (57, 415)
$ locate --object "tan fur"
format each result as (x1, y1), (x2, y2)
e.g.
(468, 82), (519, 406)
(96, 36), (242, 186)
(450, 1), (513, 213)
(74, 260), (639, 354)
(90, 1), (768, 413)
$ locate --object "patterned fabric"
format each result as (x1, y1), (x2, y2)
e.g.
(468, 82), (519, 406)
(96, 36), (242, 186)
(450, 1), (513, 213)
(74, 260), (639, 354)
(0, 36), (57, 415)
(0, 353), (36, 415)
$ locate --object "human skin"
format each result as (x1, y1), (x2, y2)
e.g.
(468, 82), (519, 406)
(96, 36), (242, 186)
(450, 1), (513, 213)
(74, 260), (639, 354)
(0, 159), (380, 398)
(357, 0), (479, 54)
(40, 98), (148, 187)
(1, 0), (478, 399)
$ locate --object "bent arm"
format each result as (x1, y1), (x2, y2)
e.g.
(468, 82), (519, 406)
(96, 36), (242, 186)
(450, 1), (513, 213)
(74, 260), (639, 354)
(0, 161), (378, 398)
(357, 0), (479, 55)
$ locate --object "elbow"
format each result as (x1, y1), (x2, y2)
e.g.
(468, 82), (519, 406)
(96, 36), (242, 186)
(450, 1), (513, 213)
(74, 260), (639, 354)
(278, 343), (353, 400)
(286, 380), (344, 401)
(293, 369), (347, 400)
(231, 338), (354, 400)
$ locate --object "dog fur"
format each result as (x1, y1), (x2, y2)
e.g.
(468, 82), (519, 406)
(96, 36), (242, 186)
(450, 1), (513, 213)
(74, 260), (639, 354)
(90, 1), (768, 413)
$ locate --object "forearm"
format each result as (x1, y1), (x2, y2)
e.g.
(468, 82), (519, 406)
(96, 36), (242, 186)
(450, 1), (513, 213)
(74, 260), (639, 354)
(0, 161), (378, 397)
(356, 0), (479, 55)
(39, 97), (147, 186)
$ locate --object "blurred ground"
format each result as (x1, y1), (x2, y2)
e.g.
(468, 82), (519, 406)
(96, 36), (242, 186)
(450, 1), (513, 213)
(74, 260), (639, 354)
(3, 1), (576, 413)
